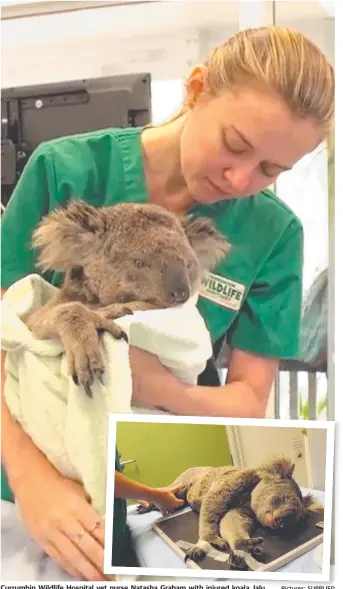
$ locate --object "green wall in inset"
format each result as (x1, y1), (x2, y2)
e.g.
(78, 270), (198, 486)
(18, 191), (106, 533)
(116, 422), (231, 488)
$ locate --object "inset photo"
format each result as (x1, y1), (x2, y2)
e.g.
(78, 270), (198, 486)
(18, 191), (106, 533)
(104, 416), (334, 582)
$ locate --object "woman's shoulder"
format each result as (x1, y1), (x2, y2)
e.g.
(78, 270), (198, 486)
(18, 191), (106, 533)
(35, 126), (140, 163)
(255, 188), (303, 230)
(210, 188), (303, 242)
(30, 127), (143, 204)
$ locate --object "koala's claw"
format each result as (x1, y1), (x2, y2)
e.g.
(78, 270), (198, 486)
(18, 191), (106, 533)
(185, 535), (228, 563)
(235, 536), (264, 556)
(184, 546), (206, 563)
(136, 502), (158, 514)
(229, 552), (249, 570)
(84, 382), (93, 398)
(208, 535), (229, 552)
(118, 330), (129, 343)
(70, 352), (105, 396)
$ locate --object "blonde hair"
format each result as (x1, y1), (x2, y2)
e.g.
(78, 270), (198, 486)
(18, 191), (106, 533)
(176, 26), (334, 134)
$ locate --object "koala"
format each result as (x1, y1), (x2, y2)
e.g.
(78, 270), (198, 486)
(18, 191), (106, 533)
(137, 457), (322, 569)
(27, 200), (229, 396)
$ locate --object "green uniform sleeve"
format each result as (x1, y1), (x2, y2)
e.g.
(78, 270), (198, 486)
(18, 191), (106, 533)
(227, 218), (304, 359)
(1, 144), (55, 289)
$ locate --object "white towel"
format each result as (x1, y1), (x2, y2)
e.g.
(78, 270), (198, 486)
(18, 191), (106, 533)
(1, 274), (212, 515)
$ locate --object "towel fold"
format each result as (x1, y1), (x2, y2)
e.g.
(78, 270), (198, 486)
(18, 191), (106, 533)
(1, 274), (212, 515)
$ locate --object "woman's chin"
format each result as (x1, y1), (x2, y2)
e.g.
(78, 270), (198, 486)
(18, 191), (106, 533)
(190, 182), (232, 205)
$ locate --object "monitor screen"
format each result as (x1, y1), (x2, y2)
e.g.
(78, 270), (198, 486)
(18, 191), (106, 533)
(1, 72), (151, 205)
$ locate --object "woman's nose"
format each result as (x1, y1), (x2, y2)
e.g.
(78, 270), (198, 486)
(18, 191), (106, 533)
(224, 167), (252, 193)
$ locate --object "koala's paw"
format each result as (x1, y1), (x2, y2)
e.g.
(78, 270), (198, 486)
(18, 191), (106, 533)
(235, 536), (264, 556)
(136, 502), (158, 515)
(101, 320), (129, 343)
(229, 551), (249, 570)
(206, 535), (229, 552)
(184, 545), (206, 563)
(68, 318), (128, 397)
(68, 340), (105, 398)
(97, 303), (134, 319)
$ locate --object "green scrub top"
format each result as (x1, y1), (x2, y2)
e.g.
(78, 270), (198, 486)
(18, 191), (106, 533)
(1, 126), (304, 546)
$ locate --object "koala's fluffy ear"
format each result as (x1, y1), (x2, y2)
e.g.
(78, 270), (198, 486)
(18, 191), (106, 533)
(259, 457), (296, 480)
(181, 215), (230, 271)
(32, 200), (107, 272)
(302, 493), (324, 513)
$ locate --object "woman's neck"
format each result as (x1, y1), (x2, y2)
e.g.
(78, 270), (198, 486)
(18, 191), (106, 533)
(141, 115), (195, 215)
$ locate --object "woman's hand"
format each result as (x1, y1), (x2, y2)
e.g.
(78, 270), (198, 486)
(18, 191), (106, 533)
(14, 465), (108, 581)
(114, 472), (184, 516)
(148, 484), (185, 516)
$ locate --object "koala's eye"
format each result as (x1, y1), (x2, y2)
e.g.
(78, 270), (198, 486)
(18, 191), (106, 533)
(271, 496), (282, 506)
(134, 259), (144, 268)
(186, 260), (193, 269)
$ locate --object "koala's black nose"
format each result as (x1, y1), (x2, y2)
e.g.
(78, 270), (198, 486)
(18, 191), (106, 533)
(163, 262), (190, 305)
(170, 288), (189, 304)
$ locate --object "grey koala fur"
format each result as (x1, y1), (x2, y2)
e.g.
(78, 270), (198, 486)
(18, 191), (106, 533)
(137, 456), (323, 568)
(27, 200), (229, 397)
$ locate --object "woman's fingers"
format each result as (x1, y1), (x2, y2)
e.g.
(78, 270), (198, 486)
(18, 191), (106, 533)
(15, 468), (107, 581)
(59, 512), (106, 580)
(52, 530), (107, 581)
(77, 512), (105, 548)
(42, 541), (86, 580)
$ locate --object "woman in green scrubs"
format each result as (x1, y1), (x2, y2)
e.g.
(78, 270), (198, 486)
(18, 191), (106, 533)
(1, 26), (334, 580)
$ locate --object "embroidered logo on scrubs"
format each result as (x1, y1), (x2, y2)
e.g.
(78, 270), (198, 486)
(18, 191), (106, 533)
(200, 272), (246, 311)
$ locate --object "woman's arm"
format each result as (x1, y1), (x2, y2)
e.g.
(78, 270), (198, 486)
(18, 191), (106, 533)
(130, 346), (277, 418)
(1, 289), (108, 581)
(114, 472), (184, 515)
(184, 348), (277, 417)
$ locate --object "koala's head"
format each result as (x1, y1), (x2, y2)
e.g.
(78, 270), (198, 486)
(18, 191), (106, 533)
(32, 200), (229, 307)
(251, 457), (322, 531)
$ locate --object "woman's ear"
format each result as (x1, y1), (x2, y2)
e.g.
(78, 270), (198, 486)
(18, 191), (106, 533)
(32, 200), (107, 272)
(186, 65), (209, 107)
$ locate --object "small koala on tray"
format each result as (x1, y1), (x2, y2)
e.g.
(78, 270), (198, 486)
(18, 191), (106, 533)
(27, 200), (229, 397)
(137, 457), (323, 570)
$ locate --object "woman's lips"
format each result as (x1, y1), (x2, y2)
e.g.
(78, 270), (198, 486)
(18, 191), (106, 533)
(207, 177), (232, 196)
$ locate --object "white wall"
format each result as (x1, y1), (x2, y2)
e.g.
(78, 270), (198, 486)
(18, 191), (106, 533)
(307, 427), (327, 490)
(227, 425), (327, 490)
(1, 1), (334, 88)
(227, 425), (312, 488)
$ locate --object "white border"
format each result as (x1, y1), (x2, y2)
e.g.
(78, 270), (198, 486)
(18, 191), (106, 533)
(104, 415), (335, 581)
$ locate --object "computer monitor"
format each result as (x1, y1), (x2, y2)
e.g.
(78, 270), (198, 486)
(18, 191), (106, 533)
(1, 72), (151, 205)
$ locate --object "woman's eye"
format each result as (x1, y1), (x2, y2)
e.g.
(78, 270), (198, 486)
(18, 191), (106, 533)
(222, 131), (246, 154)
(135, 259), (144, 268)
(224, 143), (246, 155)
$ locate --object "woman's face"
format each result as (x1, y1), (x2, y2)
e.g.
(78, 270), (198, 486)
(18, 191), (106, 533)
(179, 84), (324, 203)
